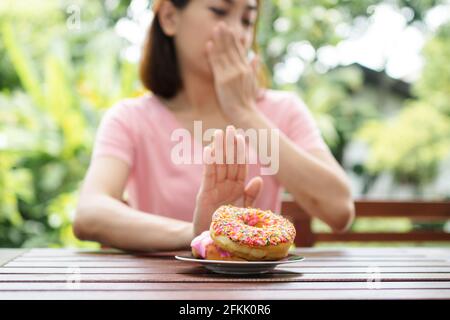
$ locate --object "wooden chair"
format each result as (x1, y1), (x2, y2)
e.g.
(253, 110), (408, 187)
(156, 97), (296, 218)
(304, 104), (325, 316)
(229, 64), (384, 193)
(281, 195), (450, 247)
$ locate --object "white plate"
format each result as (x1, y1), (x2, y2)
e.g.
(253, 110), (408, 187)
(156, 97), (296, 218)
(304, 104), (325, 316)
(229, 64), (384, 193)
(175, 254), (304, 275)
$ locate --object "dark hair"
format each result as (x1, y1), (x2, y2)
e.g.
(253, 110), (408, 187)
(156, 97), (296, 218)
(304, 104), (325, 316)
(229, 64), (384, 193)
(139, 0), (266, 99)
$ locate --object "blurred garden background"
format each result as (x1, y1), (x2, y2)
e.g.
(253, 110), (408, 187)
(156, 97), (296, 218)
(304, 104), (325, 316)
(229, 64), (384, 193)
(0, 0), (449, 248)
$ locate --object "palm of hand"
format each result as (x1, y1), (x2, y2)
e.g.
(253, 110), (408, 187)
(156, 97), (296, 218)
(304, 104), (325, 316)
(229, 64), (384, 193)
(197, 164), (246, 210)
(193, 126), (263, 235)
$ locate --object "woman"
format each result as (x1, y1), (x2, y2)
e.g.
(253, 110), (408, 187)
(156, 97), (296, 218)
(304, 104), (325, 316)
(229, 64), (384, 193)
(73, 0), (355, 252)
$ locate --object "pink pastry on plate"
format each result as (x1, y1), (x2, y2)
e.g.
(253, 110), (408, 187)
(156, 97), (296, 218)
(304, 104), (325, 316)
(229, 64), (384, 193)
(191, 231), (245, 261)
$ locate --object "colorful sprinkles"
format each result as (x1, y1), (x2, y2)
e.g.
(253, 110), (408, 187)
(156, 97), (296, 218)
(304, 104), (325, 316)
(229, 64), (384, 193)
(211, 205), (296, 247)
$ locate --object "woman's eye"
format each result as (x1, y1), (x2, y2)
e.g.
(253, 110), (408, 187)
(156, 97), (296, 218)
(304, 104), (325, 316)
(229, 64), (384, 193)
(242, 19), (254, 27)
(209, 7), (227, 17)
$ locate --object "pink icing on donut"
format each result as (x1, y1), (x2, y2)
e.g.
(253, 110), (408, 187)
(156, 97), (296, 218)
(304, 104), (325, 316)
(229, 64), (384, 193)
(190, 231), (231, 258)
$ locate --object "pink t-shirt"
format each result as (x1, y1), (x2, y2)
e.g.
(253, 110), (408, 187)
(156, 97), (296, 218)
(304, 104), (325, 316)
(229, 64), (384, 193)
(91, 89), (328, 222)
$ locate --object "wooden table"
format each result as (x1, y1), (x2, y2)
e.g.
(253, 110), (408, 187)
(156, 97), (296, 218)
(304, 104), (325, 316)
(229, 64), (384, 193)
(1, 248), (450, 299)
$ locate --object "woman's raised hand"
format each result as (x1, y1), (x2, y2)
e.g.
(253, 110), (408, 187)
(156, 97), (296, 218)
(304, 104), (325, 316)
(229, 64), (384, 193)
(192, 125), (263, 236)
(206, 22), (260, 124)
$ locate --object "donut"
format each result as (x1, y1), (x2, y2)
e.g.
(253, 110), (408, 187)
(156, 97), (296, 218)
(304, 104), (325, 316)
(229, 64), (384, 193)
(210, 205), (296, 261)
(191, 231), (245, 261)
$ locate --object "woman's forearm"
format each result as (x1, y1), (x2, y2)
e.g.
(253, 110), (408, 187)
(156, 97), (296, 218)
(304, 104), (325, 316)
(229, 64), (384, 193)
(74, 194), (194, 252)
(276, 136), (354, 231)
(236, 110), (354, 232)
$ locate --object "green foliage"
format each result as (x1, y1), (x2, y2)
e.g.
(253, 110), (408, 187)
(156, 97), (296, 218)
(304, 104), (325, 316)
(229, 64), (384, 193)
(0, 0), (449, 248)
(356, 22), (450, 186)
(357, 102), (450, 185)
(260, 0), (450, 189)
(298, 65), (379, 161)
(0, 0), (139, 248)
(414, 23), (450, 115)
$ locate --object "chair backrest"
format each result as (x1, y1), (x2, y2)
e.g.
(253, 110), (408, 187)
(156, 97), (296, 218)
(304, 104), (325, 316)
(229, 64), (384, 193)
(281, 196), (450, 247)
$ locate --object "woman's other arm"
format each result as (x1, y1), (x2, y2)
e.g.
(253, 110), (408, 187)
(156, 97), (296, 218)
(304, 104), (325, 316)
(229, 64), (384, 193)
(73, 157), (193, 252)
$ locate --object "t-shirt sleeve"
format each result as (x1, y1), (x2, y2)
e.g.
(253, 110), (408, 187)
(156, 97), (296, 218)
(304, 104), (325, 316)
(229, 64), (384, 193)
(91, 103), (135, 166)
(285, 93), (328, 152)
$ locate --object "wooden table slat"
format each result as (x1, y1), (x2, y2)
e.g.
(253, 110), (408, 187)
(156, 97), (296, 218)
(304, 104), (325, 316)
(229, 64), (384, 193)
(6, 261), (450, 268)
(1, 272), (450, 282)
(2, 281), (450, 291)
(3, 247), (450, 299)
(13, 256), (443, 262)
(2, 266), (450, 274)
(20, 247), (450, 257)
(9, 256), (444, 265)
(1, 289), (450, 300)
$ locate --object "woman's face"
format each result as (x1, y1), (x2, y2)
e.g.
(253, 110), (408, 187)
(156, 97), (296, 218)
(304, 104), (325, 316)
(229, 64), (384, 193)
(173, 0), (258, 79)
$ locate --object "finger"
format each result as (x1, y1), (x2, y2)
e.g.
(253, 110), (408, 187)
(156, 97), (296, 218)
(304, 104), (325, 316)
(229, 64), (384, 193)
(215, 23), (228, 55)
(206, 40), (216, 65)
(220, 25), (242, 69)
(203, 144), (214, 164)
(244, 176), (263, 207)
(201, 145), (216, 192)
(250, 54), (260, 76)
(236, 134), (246, 165)
(237, 162), (247, 184)
(214, 129), (227, 182)
(250, 55), (260, 96)
(225, 125), (235, 165)
(212, 23), (231, 67)
(214, 129), (224, 164)
(226, 126), (239, 181)
(236, 134), (247, 183)
(206, 40), (227, 74)
(223, 25), (245, 66)
(230, 28), (247, 65)
(222, 24), (234, 50)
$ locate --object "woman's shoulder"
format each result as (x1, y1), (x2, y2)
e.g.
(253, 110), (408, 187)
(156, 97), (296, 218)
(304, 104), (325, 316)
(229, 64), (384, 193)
(257, 88), (310, 117)
(104, 93), (159, 118)
(100, 93), (171, 135)
(98, 93), (166, 140)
